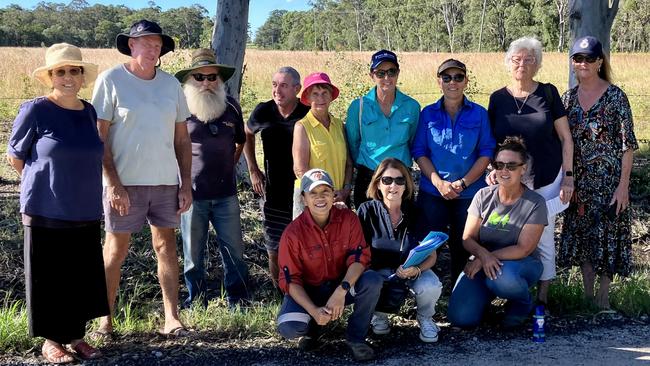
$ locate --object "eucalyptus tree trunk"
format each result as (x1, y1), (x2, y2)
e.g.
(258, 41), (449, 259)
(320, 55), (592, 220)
(212, 0), (250, 183)
(568, 0), (619, 87)
(212, 0), (250, 101)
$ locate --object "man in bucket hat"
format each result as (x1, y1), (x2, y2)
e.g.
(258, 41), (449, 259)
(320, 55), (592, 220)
(175, 48), (250, 309)
(277, 169), (382, 361)
(91, 19), (192, 337)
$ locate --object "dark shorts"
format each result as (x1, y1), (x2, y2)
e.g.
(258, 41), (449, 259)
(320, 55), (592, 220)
(103, 185), (180, 233)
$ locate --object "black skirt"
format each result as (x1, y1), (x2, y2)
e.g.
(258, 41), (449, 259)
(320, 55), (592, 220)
(24, 222), (109, 344)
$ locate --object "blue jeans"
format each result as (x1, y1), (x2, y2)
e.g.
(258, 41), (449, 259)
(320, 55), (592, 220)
(276, 270), (383, 343)
(181, 195), (249, 307)
(447, 256), (543, 328)
(416, 191), (472, 282)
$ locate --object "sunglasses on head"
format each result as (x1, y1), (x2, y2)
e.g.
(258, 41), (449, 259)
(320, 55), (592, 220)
(192, 73), (219, 82)
(380, 176), (406, 186)
(572, 54), (598, 64)
(439, 73), (465, 83)
(51, 67), (83, 77)
(373, 68), (398, 79)
(492, 161), (524, 171)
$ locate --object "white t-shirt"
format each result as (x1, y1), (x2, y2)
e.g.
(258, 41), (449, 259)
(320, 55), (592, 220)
(92, 64), (190, 186)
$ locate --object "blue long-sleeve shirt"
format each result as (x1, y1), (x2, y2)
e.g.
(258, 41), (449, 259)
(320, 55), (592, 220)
(411, 96), (495, 199)
(345, 87), (420, 170)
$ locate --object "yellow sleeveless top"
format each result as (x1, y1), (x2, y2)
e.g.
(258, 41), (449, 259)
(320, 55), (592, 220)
(295, 110), (347, 190)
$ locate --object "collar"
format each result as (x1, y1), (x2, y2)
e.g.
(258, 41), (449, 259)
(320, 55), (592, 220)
(305, 110), (334, 128)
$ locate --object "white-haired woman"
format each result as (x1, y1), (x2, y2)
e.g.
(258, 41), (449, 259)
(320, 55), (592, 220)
(487, 36), (574, 306)
(6, 43), (108, 363)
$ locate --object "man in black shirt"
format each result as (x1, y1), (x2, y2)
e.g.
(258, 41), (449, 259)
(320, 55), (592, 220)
(244, 67), (309, 286)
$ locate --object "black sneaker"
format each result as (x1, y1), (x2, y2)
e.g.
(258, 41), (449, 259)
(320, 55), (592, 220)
(298, 336), (319, 352)
(346, 341), (375, 361)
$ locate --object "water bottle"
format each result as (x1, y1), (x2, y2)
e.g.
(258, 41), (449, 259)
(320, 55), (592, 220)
(532, 304), (545, 343)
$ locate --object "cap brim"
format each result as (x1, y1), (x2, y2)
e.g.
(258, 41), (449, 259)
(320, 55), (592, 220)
(175, 64), (236, 83)
(116, 33), (175, 57)
(32, 61), (99, 89)
(304, 181), (333, 193)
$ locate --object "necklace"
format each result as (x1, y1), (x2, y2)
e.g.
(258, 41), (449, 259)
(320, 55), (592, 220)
(513, 93), (530, 114)
(390, 212), (402, 227)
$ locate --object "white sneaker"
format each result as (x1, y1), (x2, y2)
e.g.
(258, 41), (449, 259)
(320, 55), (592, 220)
(417, 315), (439, 343)
(370, 312), (391, 335)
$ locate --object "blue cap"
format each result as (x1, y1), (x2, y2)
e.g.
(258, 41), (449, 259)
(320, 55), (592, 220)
(370, 49), (399, 71)
(570, 36), (603, 58)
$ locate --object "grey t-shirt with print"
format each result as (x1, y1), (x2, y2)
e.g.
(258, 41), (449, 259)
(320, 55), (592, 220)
(468, 184), (548, 251)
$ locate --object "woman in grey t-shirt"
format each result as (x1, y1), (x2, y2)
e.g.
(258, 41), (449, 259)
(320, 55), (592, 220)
(448, 136), (548, 328)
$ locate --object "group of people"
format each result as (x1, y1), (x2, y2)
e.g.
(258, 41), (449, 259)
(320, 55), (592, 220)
(7, 17), (637, 363)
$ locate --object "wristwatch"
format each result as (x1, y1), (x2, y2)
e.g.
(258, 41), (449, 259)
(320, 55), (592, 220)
(340, 281), (351, 292)
(565, 171), (573, 177)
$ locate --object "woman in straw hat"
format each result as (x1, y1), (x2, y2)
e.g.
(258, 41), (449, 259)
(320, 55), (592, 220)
(6, 43), (108, 364)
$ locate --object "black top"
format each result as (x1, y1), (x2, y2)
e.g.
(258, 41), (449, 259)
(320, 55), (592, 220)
(247, 100), (309, 205)
(357, 199), (418, 271)
(488, 83), (567, 189)
(188, 96), (245, 200)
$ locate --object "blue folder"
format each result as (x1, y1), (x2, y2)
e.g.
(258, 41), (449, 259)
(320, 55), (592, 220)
(388, 231), (449, 280)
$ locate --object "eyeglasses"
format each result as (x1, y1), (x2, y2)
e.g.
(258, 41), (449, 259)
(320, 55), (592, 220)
(492, 161), (524, 171)
(572, 54), (598, 64)
(380, 176), (406, 186)
(510, 57), (536, 65)
(439, 73), (465, 83)
(208, 122), (219, 136)
(192, 73), (219, 82)
(373, 68), (398, 79)
(51, 67), (83, 77)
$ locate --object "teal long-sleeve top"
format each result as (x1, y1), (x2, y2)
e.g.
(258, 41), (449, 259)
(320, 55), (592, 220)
(345, 87), (420, 170)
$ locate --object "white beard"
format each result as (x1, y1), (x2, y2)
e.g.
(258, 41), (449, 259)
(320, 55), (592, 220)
(183, 81), (227, 123)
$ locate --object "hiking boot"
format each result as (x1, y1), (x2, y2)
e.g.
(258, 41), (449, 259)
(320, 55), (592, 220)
(370, 312), (391, 335)
(417, 315), (439, 343)
(298, 336), (319, 352)
(346, 341), (375, 361)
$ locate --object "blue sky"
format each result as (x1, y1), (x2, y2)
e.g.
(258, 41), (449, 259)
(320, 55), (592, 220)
(0, 0), (311, 34)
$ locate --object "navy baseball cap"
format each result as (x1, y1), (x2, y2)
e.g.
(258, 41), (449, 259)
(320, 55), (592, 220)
(300, 169), (334, 193)
(570, 36), (603, 58)
(370, 49), (399, 71)
(116, 19), (175, 57)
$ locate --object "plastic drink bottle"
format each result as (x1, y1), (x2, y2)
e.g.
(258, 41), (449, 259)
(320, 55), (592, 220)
(533, 304), (546, 342)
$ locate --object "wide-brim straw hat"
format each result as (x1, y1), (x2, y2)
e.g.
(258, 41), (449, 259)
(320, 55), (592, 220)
(174, 48), (236, 83)
(32, 43), (98, 89)
(116, 19), (175, 57)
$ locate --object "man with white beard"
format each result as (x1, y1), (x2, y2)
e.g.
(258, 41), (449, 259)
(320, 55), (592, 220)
(175, 48), (250, 309)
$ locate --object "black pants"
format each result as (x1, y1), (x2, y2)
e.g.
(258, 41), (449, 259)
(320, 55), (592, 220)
(352, 165), (375, 209)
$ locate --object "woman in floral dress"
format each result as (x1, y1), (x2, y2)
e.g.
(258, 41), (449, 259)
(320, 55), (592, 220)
(558, 36), (638, 309)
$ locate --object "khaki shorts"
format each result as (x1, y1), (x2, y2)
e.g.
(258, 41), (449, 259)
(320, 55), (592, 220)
(103, 185), (180, 233)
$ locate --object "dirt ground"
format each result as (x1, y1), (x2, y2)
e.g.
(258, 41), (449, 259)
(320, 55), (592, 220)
(1, 314), (648, 366)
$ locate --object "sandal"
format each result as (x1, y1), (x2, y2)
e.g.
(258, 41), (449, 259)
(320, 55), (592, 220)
(88, 329), (115, 343)
(42, 341), (75, 364)
(70, 340), (103, 360)
(158, 326), (190, 338)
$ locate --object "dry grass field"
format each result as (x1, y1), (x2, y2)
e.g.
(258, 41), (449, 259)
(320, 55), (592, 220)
(0, 48), (648, 140)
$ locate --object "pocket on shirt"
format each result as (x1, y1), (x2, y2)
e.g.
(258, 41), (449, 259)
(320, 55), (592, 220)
(306, 244), (324, 260)
(456, 119), (481, 158)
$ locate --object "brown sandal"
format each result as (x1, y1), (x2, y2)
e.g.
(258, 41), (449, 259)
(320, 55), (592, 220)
(70, 340), (103, 360)
(42, 341), (75, 364)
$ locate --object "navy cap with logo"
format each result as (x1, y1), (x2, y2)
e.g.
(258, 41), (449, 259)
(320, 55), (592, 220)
(437, 58), (467, 76)
(300, 169), (334, 193)
(570, 36), (603, 58)
(370, 49), (399, 71)
(116, 19), (175, 57)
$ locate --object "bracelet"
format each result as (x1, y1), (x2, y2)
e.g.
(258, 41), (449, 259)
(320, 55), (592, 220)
(460, 178), (468, 190)
(413, 266), (422, 280)
(343, 183), (352, 190)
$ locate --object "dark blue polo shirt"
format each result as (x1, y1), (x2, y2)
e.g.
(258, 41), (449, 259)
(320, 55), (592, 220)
(188, 96), (245, 200)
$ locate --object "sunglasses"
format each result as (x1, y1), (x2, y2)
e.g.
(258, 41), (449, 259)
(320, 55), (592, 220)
(439, 73), (465, 83)
(492, 161), (524, 171)
(572, 54), (598, 64)
(51, 67), (83, 77)
(380, 176), (406, 186)
(192, 73), (219, 82)
(373, 68), (398, 79)
(510, 56), (536, 65)
(208, 122), (219, 136)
